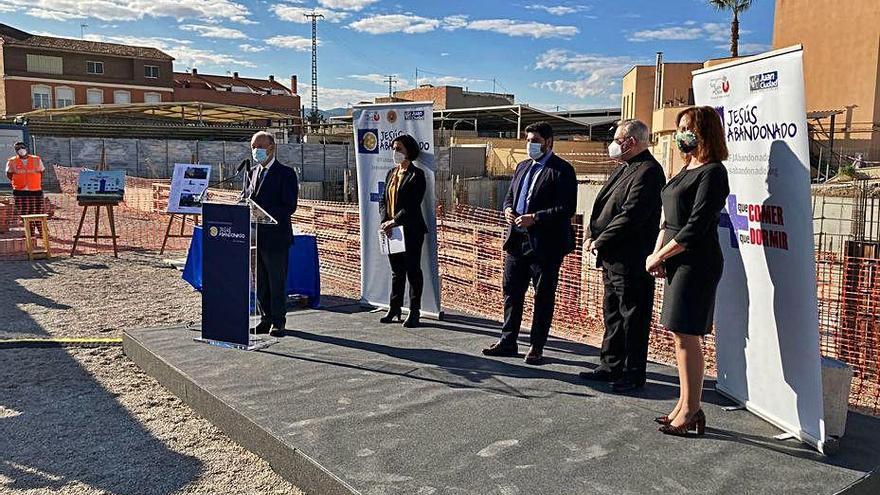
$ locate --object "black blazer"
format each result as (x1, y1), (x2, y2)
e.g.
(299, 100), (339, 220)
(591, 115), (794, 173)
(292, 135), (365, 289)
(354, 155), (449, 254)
(588, 150), (665, 271)
(250, 160), (299, 248)
(379, 164), (428, 235)
(503, 153), (578, 264)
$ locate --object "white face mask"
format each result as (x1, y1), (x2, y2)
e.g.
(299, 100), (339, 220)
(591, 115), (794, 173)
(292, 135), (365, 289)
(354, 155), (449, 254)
(393, 151), (406, 164)
(607, 141), (623, 159)
(527, 142), (544, 160)
(16, 148), (27, 157)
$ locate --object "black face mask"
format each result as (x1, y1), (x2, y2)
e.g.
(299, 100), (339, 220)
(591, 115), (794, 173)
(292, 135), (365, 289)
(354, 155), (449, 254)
(674, 130), (698, 154)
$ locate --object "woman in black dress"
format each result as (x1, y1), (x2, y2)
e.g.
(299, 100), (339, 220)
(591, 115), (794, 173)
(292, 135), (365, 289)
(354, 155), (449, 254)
(645, 106), (730, 436)
(378, 134), (427, 328)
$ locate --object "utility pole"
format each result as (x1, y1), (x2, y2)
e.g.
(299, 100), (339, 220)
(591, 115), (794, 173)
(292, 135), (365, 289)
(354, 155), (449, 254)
(383, 75), (397, 97)
(303, 12), (324, 125)
(492, 78), (496, 93)
(414, 67), (419, 87)
(80, 24), (88, 39)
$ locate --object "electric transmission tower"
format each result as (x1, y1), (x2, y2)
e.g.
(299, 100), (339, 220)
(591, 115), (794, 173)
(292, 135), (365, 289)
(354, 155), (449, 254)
(383, 75), (397, 97)
(303, 12), (324, 125)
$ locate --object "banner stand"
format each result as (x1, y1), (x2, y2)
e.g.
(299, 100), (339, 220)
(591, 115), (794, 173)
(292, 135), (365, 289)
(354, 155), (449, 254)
(693, 45), (828, 454)
(353, 102), (443, 318)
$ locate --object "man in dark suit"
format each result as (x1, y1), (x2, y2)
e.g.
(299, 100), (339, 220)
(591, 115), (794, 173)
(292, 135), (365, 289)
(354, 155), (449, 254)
(581, 119), (665, 391)
(248, 131), (299, 338)
(482, 122), (577, 365)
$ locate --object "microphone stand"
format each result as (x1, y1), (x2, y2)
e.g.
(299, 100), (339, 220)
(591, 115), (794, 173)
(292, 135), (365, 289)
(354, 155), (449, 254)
(195, 161), (252, 204)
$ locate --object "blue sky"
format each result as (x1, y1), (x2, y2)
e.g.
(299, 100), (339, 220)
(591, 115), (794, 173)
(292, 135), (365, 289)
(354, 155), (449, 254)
(0, 0), (775, 110)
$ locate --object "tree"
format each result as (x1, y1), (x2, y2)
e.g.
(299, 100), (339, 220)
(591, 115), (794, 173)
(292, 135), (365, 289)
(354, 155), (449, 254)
(709, 0), (755, 57)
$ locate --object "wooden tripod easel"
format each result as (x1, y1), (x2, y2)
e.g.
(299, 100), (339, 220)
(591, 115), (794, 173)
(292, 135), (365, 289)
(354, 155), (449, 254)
(70, 150), (119, 257)
(160, 213), (200, 254)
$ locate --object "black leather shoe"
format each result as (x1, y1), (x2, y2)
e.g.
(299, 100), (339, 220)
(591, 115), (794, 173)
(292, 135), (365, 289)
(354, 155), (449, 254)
(254, 321), (272, 334)
(523, 347), (544, 365)
(269, 327), (285, 338)
(578, 369), (620, 382)
(482, 341), (518, 357)
(403, 310), (420, 328)
(380, 308), (402, 324)
(611, 375), (646, 392)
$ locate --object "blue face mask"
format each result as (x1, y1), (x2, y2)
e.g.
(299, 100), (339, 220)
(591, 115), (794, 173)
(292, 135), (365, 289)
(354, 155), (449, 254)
(252, 147), (269, 163)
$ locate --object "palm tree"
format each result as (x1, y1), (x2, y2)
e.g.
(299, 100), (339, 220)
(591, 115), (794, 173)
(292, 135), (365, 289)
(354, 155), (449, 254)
(709, 0), (755, 57)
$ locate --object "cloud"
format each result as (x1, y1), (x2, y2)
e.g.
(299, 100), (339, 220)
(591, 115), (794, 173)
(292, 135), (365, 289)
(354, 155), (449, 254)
(628, 21), (743, 43)
(349, 73), (411, 87)
(180, 24), (248, 39)
(465, 19), (578, 39)
(349, 14), (440, 34)
(299, 83), (382, 109)
(0, 0), (253, 23)
(525, 4), (592, 16)
(239, 43), (267, 52)
(317, 0), (377, 11)
(348, 13), (577, 38)
(271, 3), (350, 23)
(83, 33), (256, 69)
(441, 14), (468, 31)
(729, 42), (771, 54)
(265, 35), (316, 51)
(418, 75), (487, 87)
(533, 49), (637, 98)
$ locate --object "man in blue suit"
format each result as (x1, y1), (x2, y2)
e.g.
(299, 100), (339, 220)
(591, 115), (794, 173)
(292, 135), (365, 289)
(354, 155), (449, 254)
(248, 131), (299, 337)
(482, 122), (578, 365)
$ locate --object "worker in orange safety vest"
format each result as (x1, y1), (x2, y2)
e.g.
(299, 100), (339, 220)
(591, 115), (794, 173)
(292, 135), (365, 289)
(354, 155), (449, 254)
(6, 141), (45, 236)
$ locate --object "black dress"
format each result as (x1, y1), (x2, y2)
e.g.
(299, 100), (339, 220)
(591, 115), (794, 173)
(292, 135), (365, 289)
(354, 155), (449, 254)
(659, 162), (730, 335)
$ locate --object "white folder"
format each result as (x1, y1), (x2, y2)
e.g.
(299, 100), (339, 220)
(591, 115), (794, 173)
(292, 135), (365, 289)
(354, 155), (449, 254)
(378, 226), (406, 255)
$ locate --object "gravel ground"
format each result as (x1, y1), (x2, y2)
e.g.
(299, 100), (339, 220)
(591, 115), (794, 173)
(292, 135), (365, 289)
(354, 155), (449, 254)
(0, 253), (303, 494)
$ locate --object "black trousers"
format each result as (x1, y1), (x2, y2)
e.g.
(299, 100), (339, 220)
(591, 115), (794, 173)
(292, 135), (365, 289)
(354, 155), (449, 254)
(388, 230), (424, 311)
(599, 264), (655, 380)
(500, 233), (561, 352)
(257, 243), (290, 328)
(13, 190), (44, 234)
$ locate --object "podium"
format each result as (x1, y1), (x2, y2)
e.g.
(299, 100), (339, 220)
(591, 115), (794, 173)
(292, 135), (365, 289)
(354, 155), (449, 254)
(197, 199), (277, 350)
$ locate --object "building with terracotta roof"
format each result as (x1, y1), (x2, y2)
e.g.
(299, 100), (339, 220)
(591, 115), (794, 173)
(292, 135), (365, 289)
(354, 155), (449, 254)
(0, 23), (175, 116)
(173, 69), (300, 116)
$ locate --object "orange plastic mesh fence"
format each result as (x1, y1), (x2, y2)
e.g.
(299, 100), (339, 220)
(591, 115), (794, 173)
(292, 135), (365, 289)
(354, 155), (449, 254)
(1, 168), (877, 414)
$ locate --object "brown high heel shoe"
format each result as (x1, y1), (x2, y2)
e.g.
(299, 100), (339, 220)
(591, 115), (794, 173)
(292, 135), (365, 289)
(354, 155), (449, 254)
(654, 415), (672, 425)
(659, 409), (706, 436)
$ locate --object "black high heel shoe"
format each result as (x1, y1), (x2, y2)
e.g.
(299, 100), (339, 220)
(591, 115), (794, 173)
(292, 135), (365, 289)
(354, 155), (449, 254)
(402, 309), (420, 328)
(380, 308), (402, 323)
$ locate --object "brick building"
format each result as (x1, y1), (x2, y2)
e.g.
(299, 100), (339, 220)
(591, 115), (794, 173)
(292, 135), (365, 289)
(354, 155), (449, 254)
(392, 85), (514, 110)
(0, 23), (174, 116)
(173, 69), (300, 115)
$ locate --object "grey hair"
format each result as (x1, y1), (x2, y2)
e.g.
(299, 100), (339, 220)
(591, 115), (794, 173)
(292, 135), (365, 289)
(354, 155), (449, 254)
(617, 119), (651, 145)
(250, 130), (275, 145)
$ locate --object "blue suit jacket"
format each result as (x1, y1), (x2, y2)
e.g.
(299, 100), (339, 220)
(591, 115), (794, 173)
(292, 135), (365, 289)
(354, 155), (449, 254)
(250, 160), (298, 249)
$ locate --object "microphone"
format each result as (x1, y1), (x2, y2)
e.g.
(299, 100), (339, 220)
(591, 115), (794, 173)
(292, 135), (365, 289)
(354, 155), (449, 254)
(236, 159), (251, 174)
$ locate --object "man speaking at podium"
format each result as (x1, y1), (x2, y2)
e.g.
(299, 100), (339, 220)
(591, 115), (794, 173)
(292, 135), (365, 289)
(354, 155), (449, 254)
(248, 131), (299, 338)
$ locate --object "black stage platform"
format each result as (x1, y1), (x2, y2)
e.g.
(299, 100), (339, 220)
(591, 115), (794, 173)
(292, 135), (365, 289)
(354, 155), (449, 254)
(124, 298), (880, 495)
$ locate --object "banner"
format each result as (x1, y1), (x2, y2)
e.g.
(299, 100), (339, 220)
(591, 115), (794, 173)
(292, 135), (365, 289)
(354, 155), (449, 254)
(168, 163), (212, 214)
(353, 102), (441, 317)
(692, 46), (826, 451)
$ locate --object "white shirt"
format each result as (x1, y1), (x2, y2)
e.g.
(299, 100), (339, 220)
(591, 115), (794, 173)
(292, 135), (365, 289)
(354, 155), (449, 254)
(250, 156), (275, 194)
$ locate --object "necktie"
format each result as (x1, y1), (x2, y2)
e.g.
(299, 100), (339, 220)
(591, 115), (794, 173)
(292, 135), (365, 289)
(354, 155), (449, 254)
(515, 161), (538, 215)
(251, 167), (266, 197)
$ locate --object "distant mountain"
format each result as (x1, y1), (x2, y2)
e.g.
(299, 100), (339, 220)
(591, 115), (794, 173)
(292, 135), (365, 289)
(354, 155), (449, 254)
(319, 108), (349, 119)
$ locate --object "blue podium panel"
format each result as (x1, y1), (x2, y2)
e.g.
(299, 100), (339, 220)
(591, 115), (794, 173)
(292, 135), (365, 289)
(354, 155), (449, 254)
(201, 203), (251, 346)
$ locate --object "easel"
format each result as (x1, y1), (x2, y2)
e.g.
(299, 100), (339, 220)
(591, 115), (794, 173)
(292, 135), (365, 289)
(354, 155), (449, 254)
(160, 213), (200, 254)
(71, 150), (119, 257)
(159, 155), (205, 254)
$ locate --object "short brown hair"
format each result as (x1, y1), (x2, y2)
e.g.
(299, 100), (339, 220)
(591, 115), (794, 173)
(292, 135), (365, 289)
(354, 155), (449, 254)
(676, 106), (728, 164)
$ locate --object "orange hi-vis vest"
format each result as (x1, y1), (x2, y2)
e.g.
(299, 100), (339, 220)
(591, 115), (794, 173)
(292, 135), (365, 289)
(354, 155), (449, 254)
(7, 155), (43, 191)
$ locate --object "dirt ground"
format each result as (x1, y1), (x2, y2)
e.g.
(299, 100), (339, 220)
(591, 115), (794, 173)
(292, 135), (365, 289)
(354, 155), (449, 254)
(0, 253), (303, 494)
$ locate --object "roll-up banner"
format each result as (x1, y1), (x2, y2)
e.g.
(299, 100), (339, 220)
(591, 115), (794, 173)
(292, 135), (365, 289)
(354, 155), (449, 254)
(692, 45), (826, 452)
(353, 102), (442, 317)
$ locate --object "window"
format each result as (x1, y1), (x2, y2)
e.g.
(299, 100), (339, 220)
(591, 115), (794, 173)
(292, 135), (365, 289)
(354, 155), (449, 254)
(144, 65), (160, 79)
(55, 86), (74, 107)
(87, 88), (103, 104)
(113, 90), (130, 104)
(31, 85), (52, 109)
(26, 54), (63, 74)
(231, 85), (251, 93)
(87, 61), (104, 75)
(144, 92), (162, 104)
